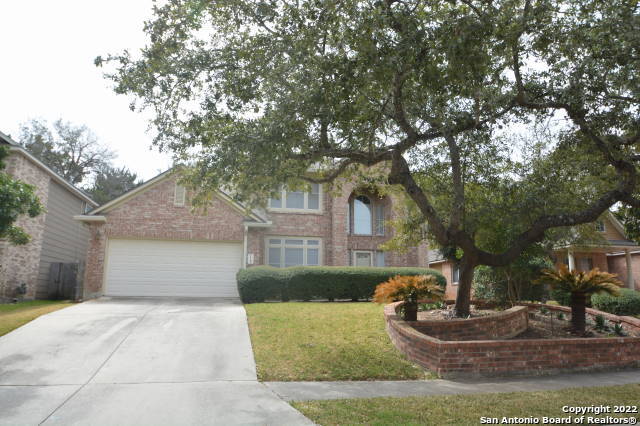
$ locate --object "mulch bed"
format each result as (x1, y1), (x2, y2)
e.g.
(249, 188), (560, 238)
(511, 312), (640, 339)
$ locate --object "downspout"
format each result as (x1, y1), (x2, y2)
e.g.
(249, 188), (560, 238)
(242, 224), (248, 269)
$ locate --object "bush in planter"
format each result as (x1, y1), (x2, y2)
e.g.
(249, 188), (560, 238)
(535, 265), (621, 335)
(591, 288), (640, 316)
(237, 266), (446, 303)
(373, 275), (444, 321)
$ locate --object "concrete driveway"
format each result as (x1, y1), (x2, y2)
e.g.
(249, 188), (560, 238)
(0, 298), (312, 426)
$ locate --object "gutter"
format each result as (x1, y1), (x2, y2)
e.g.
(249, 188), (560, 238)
(74, 215), (106, 223)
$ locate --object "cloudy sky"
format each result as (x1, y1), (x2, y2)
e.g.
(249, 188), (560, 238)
(0, 1), (172, 180)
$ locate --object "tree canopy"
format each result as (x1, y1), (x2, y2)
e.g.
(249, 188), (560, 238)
(98, 0), (640, 315)
(19, 119), (114, 185)
(0, 146), (43, 245)
(87, 164), (141, 205)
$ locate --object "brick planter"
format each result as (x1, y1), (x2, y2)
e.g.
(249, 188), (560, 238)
(384, 302), (640, 378)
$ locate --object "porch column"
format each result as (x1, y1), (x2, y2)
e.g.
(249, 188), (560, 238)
(567, 250), (575, 272)
(625, 249), (634, 289)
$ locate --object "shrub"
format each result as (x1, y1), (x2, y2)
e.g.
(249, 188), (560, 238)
(373, 275), (444, 321)
(237, 266), (446, 303)
(591, 288), (640, 316)
(472, 255), (552, 305)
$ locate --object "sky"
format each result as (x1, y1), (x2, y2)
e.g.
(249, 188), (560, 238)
(0, 1), (172, 181)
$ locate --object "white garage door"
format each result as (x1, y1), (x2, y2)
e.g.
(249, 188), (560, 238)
(104, 239), (242, 297)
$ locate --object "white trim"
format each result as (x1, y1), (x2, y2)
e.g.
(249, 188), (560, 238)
(74, 215), (106, 223)
(606, 211), (628, 238)
(245, 221), (272, 228)
(265, 236), (323, 267)
(7, 146), (97, 206)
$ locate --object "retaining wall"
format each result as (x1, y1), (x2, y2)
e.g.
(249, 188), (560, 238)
(384, 302), (640, 377)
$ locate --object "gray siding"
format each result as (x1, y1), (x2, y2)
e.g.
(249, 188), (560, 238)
(35, 181), (90, 298)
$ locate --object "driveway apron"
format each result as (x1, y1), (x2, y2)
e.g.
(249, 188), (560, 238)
(0, 297), (312, 425)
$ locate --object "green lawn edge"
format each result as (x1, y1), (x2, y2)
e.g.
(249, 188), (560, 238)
(244, 302), (433, 381)
(293, 384), (640, 425)
(0, 300), (73, 336)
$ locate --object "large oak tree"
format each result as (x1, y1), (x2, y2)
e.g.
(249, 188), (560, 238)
(98, 0), (639, 316)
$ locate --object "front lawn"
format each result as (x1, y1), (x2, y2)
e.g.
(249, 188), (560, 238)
(0, 300), (73, 336)
(244, 302), (431, 381)
(293, 384), (640, 425)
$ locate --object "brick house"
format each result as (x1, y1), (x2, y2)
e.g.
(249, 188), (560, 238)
(74, 169), (450, 299)
(552, 213), (640, 291)
(0, 131), (97, 300)
(73, 166), (639, 301)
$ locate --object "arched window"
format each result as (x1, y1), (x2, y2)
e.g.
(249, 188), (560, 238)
(353, 195), (372, 235)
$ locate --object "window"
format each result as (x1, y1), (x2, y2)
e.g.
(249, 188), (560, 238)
(595, 220), (605, 232)
(452, 264), (460, 284)
(578, 257), (593, 272)
(269, 184), (322, 212)
(266, 237), (321, 267)
(353, 196), (372, 234)
(174, 183), (186, 206)
(352, 250), (386, 267)
(349, 195), (385, 235)
(375, 204), (385, 235)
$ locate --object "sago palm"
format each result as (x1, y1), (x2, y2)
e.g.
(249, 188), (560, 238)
(374, 275), (444, 321)
(536, 265), (621, 334)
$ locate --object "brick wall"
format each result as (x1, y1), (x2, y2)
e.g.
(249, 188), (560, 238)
(83, 176), (247, 296)
(384, 302), (640, 378)
(608, 253), (640, 291)
(0, 153), (50, 299)
(409, 306), (528, 341)
(246, 178), (422, 268)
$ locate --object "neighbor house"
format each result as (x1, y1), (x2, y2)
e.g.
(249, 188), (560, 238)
(0, 131), (98, 299)
(74, 169), (440, 299)
(552, 212), (639, 290)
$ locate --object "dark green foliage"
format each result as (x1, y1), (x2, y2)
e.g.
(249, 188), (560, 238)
(0, 146), (44, 245)
(614, 323), (626, 336)
(550, 287), (573, 307)
(88, 164), (142, 205)
(236, 266), (446, 303)
(591, 289), (640, 316)
(472, 254), (552, 305)
(594, 314), (607, 331)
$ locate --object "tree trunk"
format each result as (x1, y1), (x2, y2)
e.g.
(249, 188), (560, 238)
(570, 292), (587, 335)
(454, 256), (477, 317)
(403, 301), (418, 321)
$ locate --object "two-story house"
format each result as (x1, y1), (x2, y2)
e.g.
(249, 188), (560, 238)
(75, 170), (435, 299)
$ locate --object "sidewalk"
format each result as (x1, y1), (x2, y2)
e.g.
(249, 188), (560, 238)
(265, 369), (640, 401)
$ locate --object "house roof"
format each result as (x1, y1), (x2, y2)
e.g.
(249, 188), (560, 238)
(84, 166), (268, 223)
(0, 130), (97, 206)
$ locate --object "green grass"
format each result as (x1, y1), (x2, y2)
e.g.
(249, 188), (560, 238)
(244, 302), (431, 381)
(0, 300), (73, 336)
(293, 384), (640, 425)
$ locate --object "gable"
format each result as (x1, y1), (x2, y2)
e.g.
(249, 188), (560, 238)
(102, 174), (250, 223)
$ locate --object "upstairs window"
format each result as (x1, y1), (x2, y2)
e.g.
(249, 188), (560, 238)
(353, 196), (372, 234)
(174, 184), (186, 206)
(269, 184), (322, 212)
(595, 220), (605, 232)
(349, 195), (385, 236)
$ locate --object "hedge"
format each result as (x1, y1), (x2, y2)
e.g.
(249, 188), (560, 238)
(236, 266), (447, 303)
(591, 288), (640, 316)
